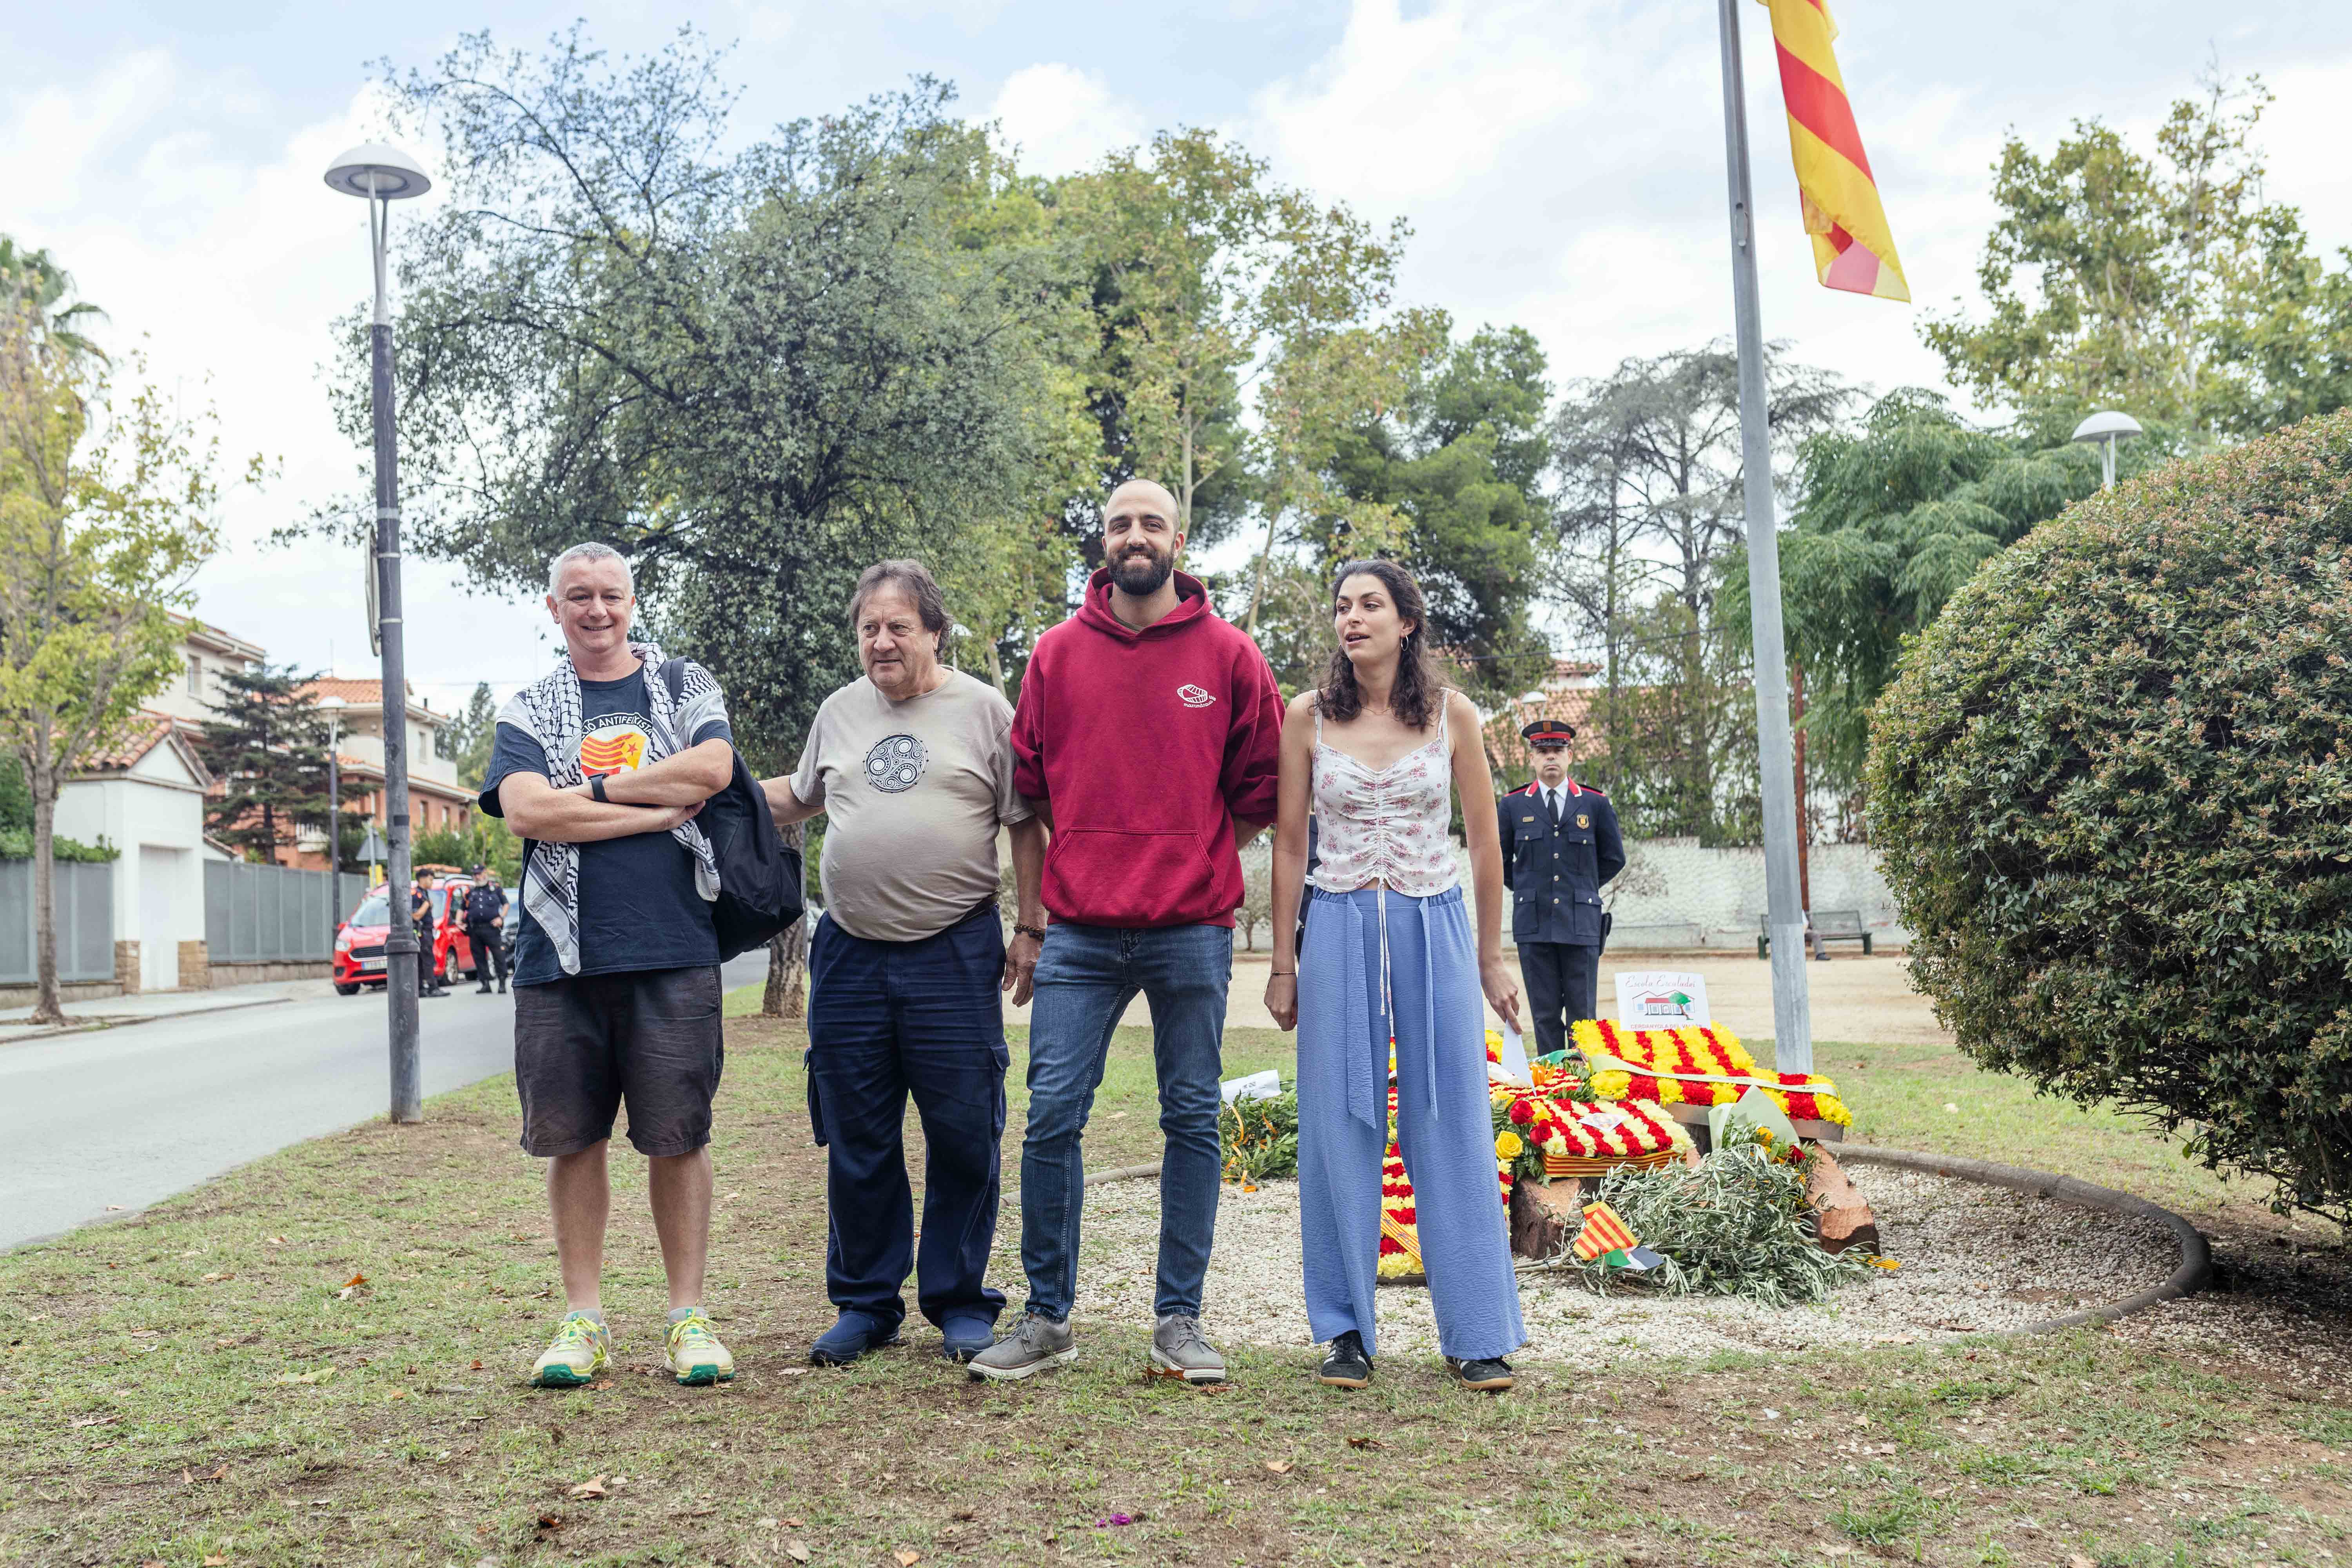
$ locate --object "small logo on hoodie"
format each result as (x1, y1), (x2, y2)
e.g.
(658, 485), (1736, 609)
(1176, 684), (1216, 709)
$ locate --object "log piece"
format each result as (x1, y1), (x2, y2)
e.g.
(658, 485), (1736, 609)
(1805, 1146), (1879, 1255)
(1509, 1177), (1581, 1259)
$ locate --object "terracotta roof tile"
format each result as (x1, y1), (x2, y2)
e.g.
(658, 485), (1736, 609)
(80, 711), (180, 773)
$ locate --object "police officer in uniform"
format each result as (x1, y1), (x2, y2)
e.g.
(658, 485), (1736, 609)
(1497, 719), (1624, 1059)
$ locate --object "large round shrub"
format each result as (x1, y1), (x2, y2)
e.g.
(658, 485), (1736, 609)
(1869, 409), (2352, 1224)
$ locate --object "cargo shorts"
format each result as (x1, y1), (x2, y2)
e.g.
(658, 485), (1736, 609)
(513, 965), (724, 1158)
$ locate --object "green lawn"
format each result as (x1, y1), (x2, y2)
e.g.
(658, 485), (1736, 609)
(1, 1018), (2345, 1566)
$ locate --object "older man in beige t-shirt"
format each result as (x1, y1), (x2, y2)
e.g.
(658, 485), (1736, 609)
(761, 559), (1047, 1369)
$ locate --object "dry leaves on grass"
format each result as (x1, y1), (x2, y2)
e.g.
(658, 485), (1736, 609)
(1346, 1436), (1385, 1450)
(784, 1545), (809, 1564)
(200, 1271), (234, 1283)
(568, 1476), (610, 1500)
(335, 1272), (367, 1300)
(895, 1553), (922, 1566)
(1263, 1460), (1293, 1475)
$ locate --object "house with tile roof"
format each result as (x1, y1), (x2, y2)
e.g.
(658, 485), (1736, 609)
(19, 618), (469, 995)
(292, 678), (473, 867)
(48, 710), (219, 992)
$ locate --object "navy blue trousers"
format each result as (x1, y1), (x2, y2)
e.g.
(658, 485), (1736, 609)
(806, 906), (1008, 1332)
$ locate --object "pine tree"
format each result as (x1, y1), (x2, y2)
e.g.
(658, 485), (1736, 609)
(436, 681), (497, 786)
(196, 663), (330, 862)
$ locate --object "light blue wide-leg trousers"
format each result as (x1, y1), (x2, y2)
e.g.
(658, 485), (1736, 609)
(1295, 885), (1527, 1361)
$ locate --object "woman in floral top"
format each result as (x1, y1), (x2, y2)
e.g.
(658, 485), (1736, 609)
(1265, 559), (1527, 1392)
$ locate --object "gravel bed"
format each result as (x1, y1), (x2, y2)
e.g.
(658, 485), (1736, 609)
(1003, 1166), (2181, 1364)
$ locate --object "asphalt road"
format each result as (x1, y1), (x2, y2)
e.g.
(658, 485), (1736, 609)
(0, 951), (771, 1254)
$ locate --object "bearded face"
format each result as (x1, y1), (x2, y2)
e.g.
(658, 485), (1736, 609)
(1109, 535), (1174, 596)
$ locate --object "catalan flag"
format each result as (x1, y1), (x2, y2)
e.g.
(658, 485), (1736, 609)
(1572, 1201), (1640, 1263)
(1758, 0), (1908, 301)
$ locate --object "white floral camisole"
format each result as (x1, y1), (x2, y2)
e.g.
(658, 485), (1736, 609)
(1308, 701), (1459, 898)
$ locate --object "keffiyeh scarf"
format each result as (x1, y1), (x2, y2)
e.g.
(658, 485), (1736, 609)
(495, 642), (726, 976)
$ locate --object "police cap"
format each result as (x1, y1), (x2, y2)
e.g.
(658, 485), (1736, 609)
(1520, 718), (1576, 749)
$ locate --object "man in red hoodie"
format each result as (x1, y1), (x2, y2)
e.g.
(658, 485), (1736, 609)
(969, 479), (1284, 1385)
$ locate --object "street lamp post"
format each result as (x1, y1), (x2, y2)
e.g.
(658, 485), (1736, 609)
(2071, 410), (2143, 491)
(324, 143), (432, 1125)
(321, 694), (346, 953)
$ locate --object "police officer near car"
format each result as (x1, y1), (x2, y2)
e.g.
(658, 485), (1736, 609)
(1497, 719), (1624, 1059)
(466, 869), (510, 994)
(412, 870), (450, 999)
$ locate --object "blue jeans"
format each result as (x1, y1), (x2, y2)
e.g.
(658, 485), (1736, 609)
(805, 906), (1008, 1332)
(1018, 921), (1232, 1321)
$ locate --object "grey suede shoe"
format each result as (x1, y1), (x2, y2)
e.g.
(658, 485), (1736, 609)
(967, 1313), (1076, 1382)
(1149, 1313), (1227, 1384)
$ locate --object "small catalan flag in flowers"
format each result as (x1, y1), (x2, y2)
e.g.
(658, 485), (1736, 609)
(1572, 1202), (1639, 1262)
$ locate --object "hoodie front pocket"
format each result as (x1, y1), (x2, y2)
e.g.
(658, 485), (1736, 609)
(1044, 830), (1216, 926)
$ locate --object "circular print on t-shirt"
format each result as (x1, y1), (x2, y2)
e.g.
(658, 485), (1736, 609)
(862, 732), (929, 793)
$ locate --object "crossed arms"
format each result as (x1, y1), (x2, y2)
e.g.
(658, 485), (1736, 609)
(499, 740), (735, 844)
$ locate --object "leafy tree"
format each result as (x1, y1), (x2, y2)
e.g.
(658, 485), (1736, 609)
(323, 29), (1077, 772)
(1923, 71), (2352, 437)
(0, 307), (246, 1021)
(413, 816), (522, 882)
(1547, 343), (1847, 835)
(1322, 323), (1556, 703)
(0, 238), (108, 364)
(194, 662), (330, 862)
(1237, 312), (1431, 645)
(436, 680), (498, 785)
(1720, 389), (2127, 807)
(1055, 129), (1405, 570)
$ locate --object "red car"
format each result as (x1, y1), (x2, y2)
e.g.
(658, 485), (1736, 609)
(332, 878), (485, 995)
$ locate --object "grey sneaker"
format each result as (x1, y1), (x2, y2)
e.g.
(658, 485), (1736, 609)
(967, 1313), (1076, 1382)
(1150, 1313), (1227, 1384)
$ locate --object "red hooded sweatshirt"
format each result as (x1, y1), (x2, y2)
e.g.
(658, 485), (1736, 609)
(1012, 568), (1284, 929)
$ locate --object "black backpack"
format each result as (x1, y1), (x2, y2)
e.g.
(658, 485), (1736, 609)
(661, 659), (805, 960)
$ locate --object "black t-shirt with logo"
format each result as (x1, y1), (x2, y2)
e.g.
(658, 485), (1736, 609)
(480, 669), (733, 986)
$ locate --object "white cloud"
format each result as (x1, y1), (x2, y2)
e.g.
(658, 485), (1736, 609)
(2, 63), (552, 706)
(985, 62), (1147, 178)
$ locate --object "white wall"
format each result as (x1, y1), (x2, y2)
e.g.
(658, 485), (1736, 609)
(54, 742), (211, 979)
(1402, 835), (1903, 951)
(1599, 837), (1903, 949)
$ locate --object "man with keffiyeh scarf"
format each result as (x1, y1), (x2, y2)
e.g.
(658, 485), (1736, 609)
(478, 541), (741, 1390)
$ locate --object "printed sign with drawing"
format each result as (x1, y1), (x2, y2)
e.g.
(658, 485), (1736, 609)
(1614, 969), (1711, 1029)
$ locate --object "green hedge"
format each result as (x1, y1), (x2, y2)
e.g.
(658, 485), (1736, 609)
(1869, 409), (2352, 1223)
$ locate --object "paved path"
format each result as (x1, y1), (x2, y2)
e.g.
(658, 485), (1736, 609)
(0, 953), (771, 1253)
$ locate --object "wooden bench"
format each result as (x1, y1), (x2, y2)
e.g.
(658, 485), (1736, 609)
(1756, 908), (1873, 958)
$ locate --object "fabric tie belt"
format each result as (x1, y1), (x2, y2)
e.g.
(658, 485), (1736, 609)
(1311, 884), (1459, 1136)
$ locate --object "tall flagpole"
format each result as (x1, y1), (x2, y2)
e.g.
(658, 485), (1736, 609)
(1716, 0), (1814, 1073)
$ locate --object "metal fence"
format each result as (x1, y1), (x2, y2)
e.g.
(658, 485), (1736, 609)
(203, 861), (372, 965)
(0, 858), (116, 985)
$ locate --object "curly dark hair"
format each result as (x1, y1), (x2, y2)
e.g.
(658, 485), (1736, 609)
(1316, 558), (1445, 731)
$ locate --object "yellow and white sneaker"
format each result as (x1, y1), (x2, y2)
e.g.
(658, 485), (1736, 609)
(529, 1311), (609, 1388)
(665, 1308), (734, 1386)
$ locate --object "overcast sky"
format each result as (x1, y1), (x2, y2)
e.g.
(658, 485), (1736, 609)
(8, 0), (2350, 712)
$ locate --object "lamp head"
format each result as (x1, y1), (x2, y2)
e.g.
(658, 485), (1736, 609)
(324, 143), (432, 201)
(2070, 410), (2143, 444)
